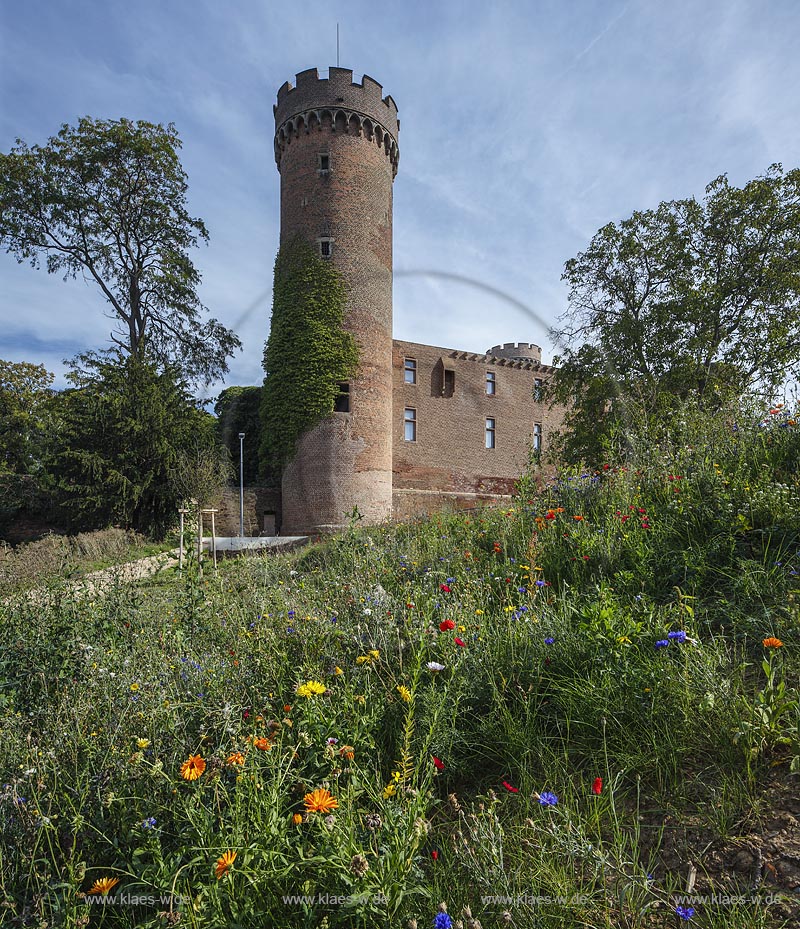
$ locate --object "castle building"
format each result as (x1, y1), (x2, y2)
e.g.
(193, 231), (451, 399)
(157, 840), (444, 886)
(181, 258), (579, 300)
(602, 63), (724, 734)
(270, 67), (564, 535)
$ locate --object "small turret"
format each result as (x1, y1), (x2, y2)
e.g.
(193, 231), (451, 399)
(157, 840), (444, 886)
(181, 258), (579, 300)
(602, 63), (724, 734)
(486, 342), (542, 363)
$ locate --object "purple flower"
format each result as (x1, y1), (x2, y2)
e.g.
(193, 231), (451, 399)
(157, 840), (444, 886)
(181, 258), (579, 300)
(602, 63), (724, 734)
(538, 791), (558, 806)
(535, 579), (546, 587)
(667, 631), (687, 642)
(142, 816), (157, 829)
(675, 904), (695, 920)
(655, 640), (670, 649)
(433, 914), (453, 929)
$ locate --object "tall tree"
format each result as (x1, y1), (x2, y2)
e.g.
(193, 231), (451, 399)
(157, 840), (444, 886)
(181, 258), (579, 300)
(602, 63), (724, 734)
(0, 117), (240, 386)
(48, 351), (216, 536)
(551, 164), (800, 463)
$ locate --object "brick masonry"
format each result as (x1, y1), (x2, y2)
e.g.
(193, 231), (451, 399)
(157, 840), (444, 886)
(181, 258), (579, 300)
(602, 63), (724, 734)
(391, 340), (568, 518)
(274, 68), (398, 535)
(268, 68), (568, 533)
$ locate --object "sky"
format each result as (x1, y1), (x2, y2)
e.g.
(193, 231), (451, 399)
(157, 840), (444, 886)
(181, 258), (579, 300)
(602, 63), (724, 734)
(1, 0), (799, 395)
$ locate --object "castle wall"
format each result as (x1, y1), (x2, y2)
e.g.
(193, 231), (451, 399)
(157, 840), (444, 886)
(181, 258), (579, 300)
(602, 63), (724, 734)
(391, 339), (566, 513)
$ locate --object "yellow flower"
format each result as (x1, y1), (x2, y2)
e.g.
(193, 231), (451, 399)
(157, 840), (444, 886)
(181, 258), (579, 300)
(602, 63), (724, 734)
(475, 609), (484, 615)
(180, 754), (206, 781)
(355, 656), (370, 665)
(226, 752), (245, 766)
(304, 787), (339, 814)
(87, 876), (120, 895)
(136, 738), (150, 750)
(214, 850), (236, 879)
(382, 783), (397, 799)
(333, 666), (344, 675)
(368, 650), (380, 660)
(130, 683), (140, 692)
(296, 680), (327, 698)
(396, 685), (412, 703)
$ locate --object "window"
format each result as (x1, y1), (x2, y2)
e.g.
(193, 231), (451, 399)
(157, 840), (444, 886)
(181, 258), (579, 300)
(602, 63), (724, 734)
(533, 422), (542, 453)
(318, 237), (333, 259)
(443, 368), (455, 397)
(533, 378), (543, 402)
(486, 371), (496, 395)
(318, 152), (330, 173)
(485, 417), (496, 449)
(404, 408), (417, 442)
(333, 382), (350, 413)
(404, 358), (417, 384)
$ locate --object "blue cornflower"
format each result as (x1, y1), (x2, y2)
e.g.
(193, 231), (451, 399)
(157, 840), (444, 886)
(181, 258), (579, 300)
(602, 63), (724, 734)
(142, 816), (157, 829)
(287, 626), (295, 634)
(535, 579), (546, 587)
(518, 586), (527, 593)
(538, 791), (558, 806)
(667, 631), (687, 642)
(544, 637), (555, 645)
(288, 610), (295, 618)
(675, 905), (695, 920)
(433, 914), (453, 929)
(655, 639), (670, 649)
(330, 615), (337, 624)
(446, 577), (455, 583)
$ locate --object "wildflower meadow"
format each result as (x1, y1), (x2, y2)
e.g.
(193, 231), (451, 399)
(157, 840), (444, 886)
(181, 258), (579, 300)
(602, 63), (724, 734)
(1, 400), (799, 928)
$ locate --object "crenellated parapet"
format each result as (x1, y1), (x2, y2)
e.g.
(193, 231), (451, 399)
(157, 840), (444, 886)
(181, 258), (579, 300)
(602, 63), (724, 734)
(486, 342), (542, 363)
(274, 67), (399, 176)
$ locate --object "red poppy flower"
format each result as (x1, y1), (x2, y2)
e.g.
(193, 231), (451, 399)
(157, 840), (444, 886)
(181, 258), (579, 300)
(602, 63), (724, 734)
(502, 781), (519, 793)
(440, 584), (451, 593)
(454, 637), (466, 647)
(432, 756), (445, 771)
(592, 777), (603, 795)
(439, 619), (456, 632)
(431, 849), (439, 860)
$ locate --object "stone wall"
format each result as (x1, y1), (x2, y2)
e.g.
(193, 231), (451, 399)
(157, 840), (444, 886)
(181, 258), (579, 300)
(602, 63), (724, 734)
(214, 486), (281, 537)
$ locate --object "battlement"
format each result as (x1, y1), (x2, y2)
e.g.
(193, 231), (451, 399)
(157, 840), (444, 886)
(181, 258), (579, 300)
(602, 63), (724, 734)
(274, 67), (399, 176)
(275, 67), (399, 135)
(487, 342), (542, 362)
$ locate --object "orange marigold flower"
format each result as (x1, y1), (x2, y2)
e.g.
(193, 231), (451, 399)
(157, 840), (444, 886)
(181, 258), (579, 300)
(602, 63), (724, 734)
(214, 850), (236, 879)
(304, 787), (339, 814)
(87, 876), (120, 895)
(763, 637), (784, 648)
(292, 812), (304, 824)
(180, 754), (206, 781)
(573, 514), (585, 521)
(253, 737), (271, 751)
(226, 752), (245, 766)
(339, 745), (355, 760)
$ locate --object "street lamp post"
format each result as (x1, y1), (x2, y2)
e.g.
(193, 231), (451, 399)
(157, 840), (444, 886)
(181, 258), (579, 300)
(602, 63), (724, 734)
(238, 433), (245, 538)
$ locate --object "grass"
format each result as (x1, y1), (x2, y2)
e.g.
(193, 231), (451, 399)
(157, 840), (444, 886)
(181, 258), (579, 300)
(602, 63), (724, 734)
(1, 399), (799, 928)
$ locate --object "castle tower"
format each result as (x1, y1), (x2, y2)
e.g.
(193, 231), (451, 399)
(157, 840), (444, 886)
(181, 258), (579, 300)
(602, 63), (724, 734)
(273, 67), (399, 534)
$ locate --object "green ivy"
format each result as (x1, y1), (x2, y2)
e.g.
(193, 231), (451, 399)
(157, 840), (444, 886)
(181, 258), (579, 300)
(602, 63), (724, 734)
(260, 238), (358, 479)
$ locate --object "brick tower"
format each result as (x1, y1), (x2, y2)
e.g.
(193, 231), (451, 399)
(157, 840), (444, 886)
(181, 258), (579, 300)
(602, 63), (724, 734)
(273, 67), (399, 534)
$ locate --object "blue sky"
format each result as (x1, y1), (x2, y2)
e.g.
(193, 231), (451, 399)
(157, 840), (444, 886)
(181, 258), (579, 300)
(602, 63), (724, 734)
(1, 0), (799, 394)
